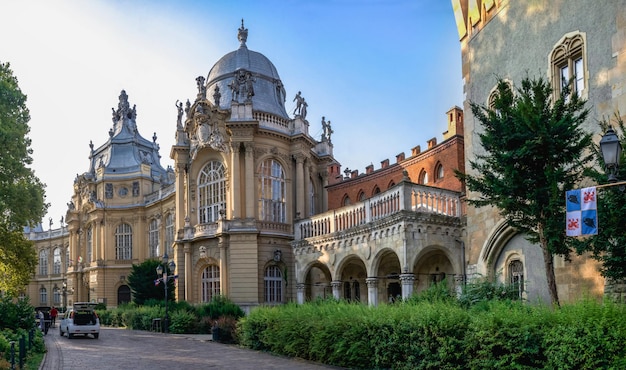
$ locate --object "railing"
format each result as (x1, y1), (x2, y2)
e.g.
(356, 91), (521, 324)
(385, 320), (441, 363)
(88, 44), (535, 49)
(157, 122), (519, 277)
(254, 112), (290, 133)
(295, 182), (461, 239)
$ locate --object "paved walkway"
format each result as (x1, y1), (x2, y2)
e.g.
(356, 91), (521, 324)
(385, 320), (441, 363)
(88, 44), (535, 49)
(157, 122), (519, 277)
(40, 326), (344, 369)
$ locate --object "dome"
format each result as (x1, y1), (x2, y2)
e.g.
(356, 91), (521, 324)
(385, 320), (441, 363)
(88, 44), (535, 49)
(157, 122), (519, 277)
(206, 21), (289, 119)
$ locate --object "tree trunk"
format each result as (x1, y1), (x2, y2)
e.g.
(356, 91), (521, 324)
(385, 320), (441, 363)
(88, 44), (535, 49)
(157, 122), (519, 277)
(538, 223), (560, 307)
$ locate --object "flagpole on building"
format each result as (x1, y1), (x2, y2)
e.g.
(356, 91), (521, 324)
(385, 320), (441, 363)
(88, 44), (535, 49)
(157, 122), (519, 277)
(594, 180), (626, 190)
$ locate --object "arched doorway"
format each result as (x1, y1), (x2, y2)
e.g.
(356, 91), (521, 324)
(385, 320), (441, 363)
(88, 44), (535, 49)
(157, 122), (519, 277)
(117, 285), (131, 305)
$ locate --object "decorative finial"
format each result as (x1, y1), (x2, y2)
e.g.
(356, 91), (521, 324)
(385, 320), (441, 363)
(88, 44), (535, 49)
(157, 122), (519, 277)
(238, 19), (248, 46)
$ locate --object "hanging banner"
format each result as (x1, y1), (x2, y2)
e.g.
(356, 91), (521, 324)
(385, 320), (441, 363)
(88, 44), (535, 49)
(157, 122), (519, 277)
(565, 186), (598, 236)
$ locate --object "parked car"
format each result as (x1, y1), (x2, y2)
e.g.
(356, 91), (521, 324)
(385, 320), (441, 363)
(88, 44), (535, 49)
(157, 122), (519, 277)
(59, 302), (100, 339)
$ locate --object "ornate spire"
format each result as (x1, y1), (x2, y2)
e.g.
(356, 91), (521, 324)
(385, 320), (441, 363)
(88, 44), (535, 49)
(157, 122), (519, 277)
(238, 18), (248, 47)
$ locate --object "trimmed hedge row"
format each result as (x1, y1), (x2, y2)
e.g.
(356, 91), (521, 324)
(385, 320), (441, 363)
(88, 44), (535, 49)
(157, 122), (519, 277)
(238, 299), (626, 369)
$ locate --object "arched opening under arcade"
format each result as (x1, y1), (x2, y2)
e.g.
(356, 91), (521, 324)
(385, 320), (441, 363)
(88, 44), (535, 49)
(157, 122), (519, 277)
(413, 247), (455, 294)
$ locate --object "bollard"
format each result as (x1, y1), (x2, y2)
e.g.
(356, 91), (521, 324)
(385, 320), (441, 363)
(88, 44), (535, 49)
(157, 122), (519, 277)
(9, 341), (15, 370)
(19, 336), (25, 369)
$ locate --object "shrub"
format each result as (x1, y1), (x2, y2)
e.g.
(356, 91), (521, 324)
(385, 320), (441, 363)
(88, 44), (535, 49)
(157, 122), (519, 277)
(168, 309), (197, 334)
(213, 316), (239, 343)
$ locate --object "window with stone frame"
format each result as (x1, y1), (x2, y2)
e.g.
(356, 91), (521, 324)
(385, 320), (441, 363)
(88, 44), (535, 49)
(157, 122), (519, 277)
(86, 225), (93, 263)
(53, 247), (61, 274)
(198, 161), (226, 224)
(165, 213), (174, 256)
(39, 249), (48, 275)
(508, 259), (524, 298)
(551, 33), (586, 100)
(201, 265), (220, 302)
(258, 159), (286, 222)
(115, 223), (133, 260)
(264, 265), (283, 303)
(53, 287), (61, 305)
(39, 287), (47, 305)
(149, 218), (159, 258)
(436, 162), (444, 181)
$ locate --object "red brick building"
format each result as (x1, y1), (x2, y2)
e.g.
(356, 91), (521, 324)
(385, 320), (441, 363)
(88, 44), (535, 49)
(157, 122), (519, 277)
(327, 106), (465, 210)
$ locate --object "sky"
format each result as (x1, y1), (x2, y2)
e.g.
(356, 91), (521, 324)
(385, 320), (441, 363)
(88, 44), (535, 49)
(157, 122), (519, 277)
(1, 0), (463, 229)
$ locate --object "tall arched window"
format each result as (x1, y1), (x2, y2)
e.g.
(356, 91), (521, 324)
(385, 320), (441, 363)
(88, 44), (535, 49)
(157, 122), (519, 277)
(39, 287), (47, 305)
(259, 159), (286, 222)
(115, 223), (133, 260)
(264, 265), (283, 303)
(149, 218), (159, 258)
(165, 213), (174, 256)
(372, 186), (381, 196)
(342, 194), (351, 206)
(198, 161), (226, 224)
(39, 250), (48, 275)
(508, 259), (524, 298)
(358, 190), (366, 202)
(419, 170), (429, 185)
(86, 226), (93, 263)
(201, 265), (220, 302)
(435, 163), (444, 181)
(53, 247), (61, 274)
(53, 287), (61, 305)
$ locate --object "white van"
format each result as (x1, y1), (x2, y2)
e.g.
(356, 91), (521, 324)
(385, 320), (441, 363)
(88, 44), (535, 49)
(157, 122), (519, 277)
(59, 302), (100, 339)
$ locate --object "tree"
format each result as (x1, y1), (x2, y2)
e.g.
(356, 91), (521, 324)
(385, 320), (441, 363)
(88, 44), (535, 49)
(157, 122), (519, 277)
(457, 77), (593, 307)
(0, 62), (48, 294)
(127, 259), (176, 305)
(572, 114), (626, 283)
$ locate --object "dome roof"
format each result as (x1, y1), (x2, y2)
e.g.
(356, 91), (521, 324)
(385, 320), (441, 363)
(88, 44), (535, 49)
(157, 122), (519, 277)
(206, 21), (288, 119)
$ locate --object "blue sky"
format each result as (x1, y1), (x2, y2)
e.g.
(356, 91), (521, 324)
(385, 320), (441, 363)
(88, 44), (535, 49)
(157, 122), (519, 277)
(1, 0), (463, 227)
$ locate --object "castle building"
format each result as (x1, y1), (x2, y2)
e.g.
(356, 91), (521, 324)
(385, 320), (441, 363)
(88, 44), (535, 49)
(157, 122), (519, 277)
(452, 0), (626, 302)
(25, 22), (469, 309)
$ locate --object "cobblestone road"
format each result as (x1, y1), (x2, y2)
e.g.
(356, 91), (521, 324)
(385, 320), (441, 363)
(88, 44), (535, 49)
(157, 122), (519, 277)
(41, 326), (343, 370)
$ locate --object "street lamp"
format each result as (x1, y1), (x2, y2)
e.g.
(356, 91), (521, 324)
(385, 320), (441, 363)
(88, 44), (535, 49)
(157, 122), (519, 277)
(156, 253), (176, 333)
(599, 126), (622, 183)
(62, 282), (67, 311)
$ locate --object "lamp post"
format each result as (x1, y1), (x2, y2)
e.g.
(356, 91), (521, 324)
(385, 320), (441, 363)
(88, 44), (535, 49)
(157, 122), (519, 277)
(62, 282), (67, 311)
(599, 126), (622, 183)
(156, 253), (176, 333)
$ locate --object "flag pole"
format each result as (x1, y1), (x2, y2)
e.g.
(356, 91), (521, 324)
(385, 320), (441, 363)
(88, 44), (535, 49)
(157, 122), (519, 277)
(595, 180), (626, 190)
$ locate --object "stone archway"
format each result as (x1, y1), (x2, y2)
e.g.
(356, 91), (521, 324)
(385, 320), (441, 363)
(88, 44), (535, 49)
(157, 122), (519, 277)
(374, 249), (402, 303)
(117, 285), (131, 305)
(413, 248), (455, 294)
(303, 262), (332, 301)
(336, 256), (367, 303)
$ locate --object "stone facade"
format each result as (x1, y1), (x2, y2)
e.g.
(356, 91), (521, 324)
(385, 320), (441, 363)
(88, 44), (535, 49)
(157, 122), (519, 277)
(452, 0), (626, 302)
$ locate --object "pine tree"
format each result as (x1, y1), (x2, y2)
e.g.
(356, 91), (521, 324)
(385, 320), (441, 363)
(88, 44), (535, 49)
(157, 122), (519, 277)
(458, 77), (593, 306)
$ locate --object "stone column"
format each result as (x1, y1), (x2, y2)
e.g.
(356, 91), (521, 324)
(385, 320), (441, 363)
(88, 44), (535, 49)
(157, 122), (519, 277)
(304, 164), (311, 216)
(175, 163), (187, 230)
(230, 142), (241, 218)
(244, 142), (255, 218)
(331, 280), (342, 300)
(183, 243), (191, 301)
(295, 155), (305, 219)
(219, 237), (228, 295)
(366, 278), (379, 306)
(296, 283), (306, 304)
(400, 273), (416, 300)
(320, 171), (329, 212)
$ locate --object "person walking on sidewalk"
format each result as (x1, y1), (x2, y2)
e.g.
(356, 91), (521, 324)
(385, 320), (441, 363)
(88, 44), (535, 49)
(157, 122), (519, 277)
(50, 306), (58, 327)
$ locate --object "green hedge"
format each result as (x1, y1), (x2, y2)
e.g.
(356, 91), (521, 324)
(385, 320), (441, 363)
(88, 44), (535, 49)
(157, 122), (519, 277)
(238, 299), (626, 369)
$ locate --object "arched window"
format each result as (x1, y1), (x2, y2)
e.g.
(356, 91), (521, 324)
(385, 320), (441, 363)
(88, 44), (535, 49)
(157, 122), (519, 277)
(53, 247), (61, 274)
(551, 33), (586, 100)
(198, 161), (226, 224)
(39, 250), (48, 275)
(115, 223), (133, 260)
(149, 218), (159, 258)
(86, 225), (93, 263)
(117, 285), (132, 305)
(357, 190), (366, 202)
(39, 287), (47, 305)
(436, 163), (444, 180)
(259, 159), (286, 222)
(165, 213), (174, 257)
(419, 170), (429, 185)
(201, 265), (220, 302)
(53, 287), (61, 305)
(372, 186), (381, 196)
(387, 181), (395, 189)
(508, 259), (524, 298)
(264, 265), (283, 303)
(342, 194), (351, 206)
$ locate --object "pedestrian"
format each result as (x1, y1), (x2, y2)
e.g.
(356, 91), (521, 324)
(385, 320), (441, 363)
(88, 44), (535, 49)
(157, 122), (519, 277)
(50, 306), (58, 327)
(38, 310), (45, 333)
